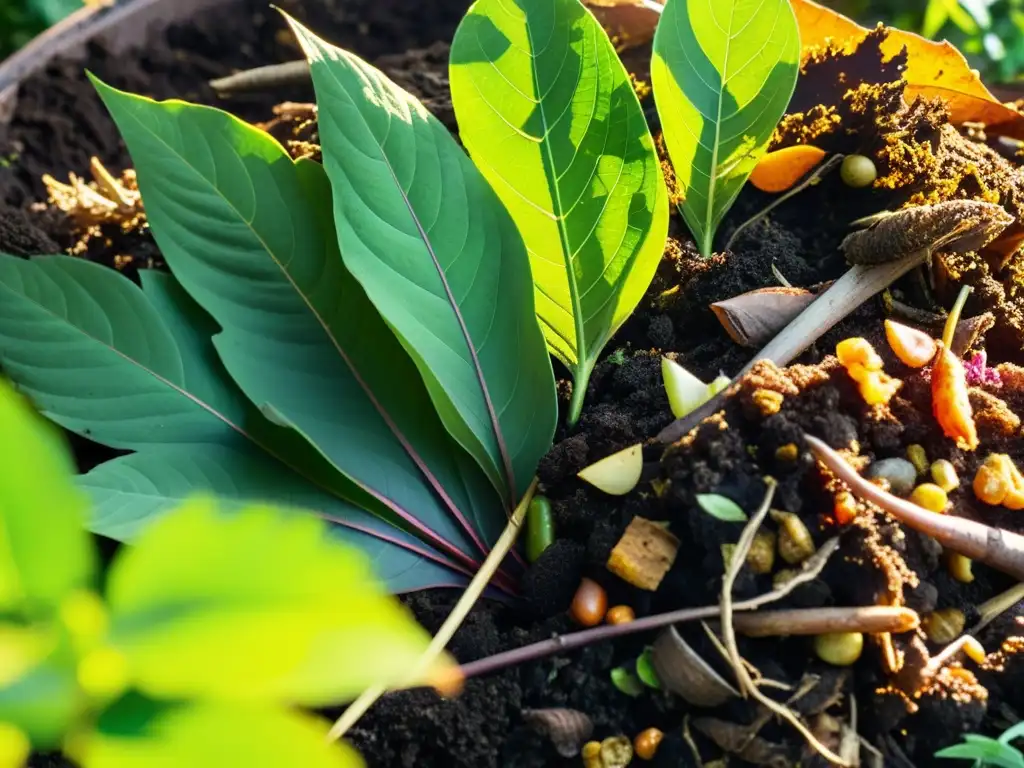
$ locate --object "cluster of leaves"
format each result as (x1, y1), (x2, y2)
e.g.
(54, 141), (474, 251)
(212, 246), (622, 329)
(0, 376), (451, 767)
(936, 721), (1024, 766)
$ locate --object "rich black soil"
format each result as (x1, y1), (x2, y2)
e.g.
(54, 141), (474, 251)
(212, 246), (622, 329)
(6, 1), (1024, 767)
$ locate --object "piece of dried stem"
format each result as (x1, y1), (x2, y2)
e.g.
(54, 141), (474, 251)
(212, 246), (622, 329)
(724, 154), (844, 253)
(326, 477), (539, 742)
(806, 434), (1024, 579)
(657, 253), (927, 444)
(719, 479), (850, 767)
(971, 582), (1024, 635)
(210, 60), (310, 95)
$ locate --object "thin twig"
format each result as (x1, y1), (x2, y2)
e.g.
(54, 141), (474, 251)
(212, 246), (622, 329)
(456, 537), (841, 681)
(326, 477), (539, 742)
(720, 479), (850, 766)
(806, 434), (1024, 579)
(210, 59), (310, 95)
(724, 154), (845, 253)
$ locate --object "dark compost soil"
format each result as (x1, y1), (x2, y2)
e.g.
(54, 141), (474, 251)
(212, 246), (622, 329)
(6, 2), (1024, 767)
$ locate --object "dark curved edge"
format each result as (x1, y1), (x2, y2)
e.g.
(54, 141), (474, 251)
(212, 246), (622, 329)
(0, 0), (226, 126)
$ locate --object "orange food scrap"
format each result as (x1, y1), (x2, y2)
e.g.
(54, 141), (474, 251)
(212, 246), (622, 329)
(833, 491), (858, 524)
(749, 145), (827, 193)
(836, 337), (902, 405)
(973, 453), (1024, 509)
(606, 516), (680, 591)
(932, 343), (979, 451)
(884, 320), (937, 368)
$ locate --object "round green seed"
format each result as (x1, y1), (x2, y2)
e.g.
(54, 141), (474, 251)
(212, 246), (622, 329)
(840, 154), (878, 188)
(526, 495), (555, 563)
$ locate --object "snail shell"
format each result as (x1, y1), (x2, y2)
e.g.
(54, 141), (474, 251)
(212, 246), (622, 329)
(521, 708), (594, 757)
(651, 625), (740, 707)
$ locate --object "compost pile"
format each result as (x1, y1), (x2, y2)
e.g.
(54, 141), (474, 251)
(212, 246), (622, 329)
(6, 0), (1024, 766)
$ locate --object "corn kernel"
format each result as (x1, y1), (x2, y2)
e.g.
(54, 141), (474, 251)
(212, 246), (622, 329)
(834, 491), (858, 525)
(930, 460), (960, 492)
(909, 483), (948, 513)
(837, 338), (882, 370)
(963, 637), (986, 664)
(949, 552), (974, 583)
(907, 444), (929, 476)
(974, 462), (1010, 506)
(775, 443), (798, 462)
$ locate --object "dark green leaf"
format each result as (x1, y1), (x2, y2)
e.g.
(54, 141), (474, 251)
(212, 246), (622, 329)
(0, 378), (93, 616)
(0, 254), (472, 592)
(652, 0), (800, 256)
(90, 79), (508, 568)
(449, 0), (669, 423)
(695, 493), (748, 522)
(107, 499), (459, 703)
(288, 17), (557, 503)
(82, 696), (359, 768)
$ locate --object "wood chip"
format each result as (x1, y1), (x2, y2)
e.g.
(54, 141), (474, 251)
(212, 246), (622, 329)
(606, 516), (680, 591)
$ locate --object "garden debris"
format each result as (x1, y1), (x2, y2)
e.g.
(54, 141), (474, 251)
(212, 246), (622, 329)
(973, 453), (1024, 508)
(711, 287), (818, 348)
(650, 625), (739, 707)
(41, 157), (143, 234)
(750, 145), (827, 193)
(836, 337), (902, 406)
(606, 515), (680, 590)
(521, 708), (593, 757)
(932, 343), (980, 450)
(578, 443), (644, 496)
(692, 718), (793, 768)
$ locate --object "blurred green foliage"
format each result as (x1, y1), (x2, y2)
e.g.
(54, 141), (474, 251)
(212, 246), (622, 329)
(0, 0), (81, 59)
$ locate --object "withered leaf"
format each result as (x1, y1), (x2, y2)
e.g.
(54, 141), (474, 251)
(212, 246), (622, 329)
(792, 0), (1024, 138)
(711, 287), (817, 348)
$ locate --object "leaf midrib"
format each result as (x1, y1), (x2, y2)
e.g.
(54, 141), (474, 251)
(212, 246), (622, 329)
(112, 102), (484, 564)
(704, 0), (738, 253)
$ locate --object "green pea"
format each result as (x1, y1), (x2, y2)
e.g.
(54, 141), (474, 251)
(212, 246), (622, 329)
(526, 495), (555, 563)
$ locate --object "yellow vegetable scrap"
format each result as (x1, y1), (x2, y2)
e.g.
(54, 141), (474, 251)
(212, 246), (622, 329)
(932, 343), (979, 451)
(973, 453), (1024, 509)
(836, 337), (902, 405)
(606, 516), (680, 591)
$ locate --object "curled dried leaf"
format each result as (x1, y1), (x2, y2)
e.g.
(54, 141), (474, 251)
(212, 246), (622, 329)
(651, 626), (739, 707)
(711, 287), (817, 348)
(841, 201), (1014, 265)
(522, 708), (594, 757)
(749, 145), (828, 193)
(932, 343), (979, 451)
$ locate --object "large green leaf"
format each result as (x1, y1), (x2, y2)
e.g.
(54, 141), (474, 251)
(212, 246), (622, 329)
(0, 649), (79, 748)
(0, 254), (473, 592)
(651, 0), (799, 256)
(287, 18), (557, 504)
(0, 377), (93, 617)
(449, 0), (669, 424)
(80, 445), (469, 593)
(90, 81), (508, 566)
(82, 696), (360, 768)
(107, 499), (457, 704)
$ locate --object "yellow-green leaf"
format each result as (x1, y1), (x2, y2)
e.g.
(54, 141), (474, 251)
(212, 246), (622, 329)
(652, 0), (800, 256)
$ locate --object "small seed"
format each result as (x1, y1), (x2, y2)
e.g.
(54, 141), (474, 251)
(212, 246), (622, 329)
(930, 460), (960, 492)
(909, 483), (949, 513)
(948, 552), (975, 583)
(885, 319), (937, 368)
(526, 495), (555, 563)
(606, 605), (636, 626)
(840, 154), (877, 188)
(775, 442), (798, 462)
(770, 510), (815, 565)
(907, 444), (929, 476)
(922, 608), (966, 645)
(866, 458), (918, 497)
(582, 741), (602, 768)
(747, 531), (776, 574)
(634, 728), (664, 761)
(814, 632), (864, 666)
(570, 578), (607, 627)
(963, 637), (987, 664)
(833, 491), (858, 524)
(600, 735), (634, 768)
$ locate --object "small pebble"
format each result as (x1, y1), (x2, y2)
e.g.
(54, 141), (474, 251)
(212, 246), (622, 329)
(931, 459), (960, 492)
(907, 444), (929, 476)
(865, 458), (918, 496)
(910, 483), (948, 513)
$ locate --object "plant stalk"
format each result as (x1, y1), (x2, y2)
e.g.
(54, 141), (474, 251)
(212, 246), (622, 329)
(566, 362), (592, 427)
(326, 477), (538, 742)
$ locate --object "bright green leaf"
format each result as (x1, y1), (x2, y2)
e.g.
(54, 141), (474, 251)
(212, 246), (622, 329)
(449, 0), (669, 425)
(81, 696), (360, 768)
(609, 666), (643, 697)
(287, 17), (557, 503)
(695, 493), (747, 522)
(89, 79), (508, 567)
(652, 0), (799, 256)
(107, 499), (457, 704)
(0, 377), (93, 616)
(636, 647), (661, 688)
(80, 445), (470, 594)
(0, 652), (78, 748)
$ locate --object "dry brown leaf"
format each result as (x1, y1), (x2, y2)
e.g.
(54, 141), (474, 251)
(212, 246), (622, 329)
(749, 145), (827, 192)
(792, 0), (1024, 137)
(711, 287), (818, 348)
